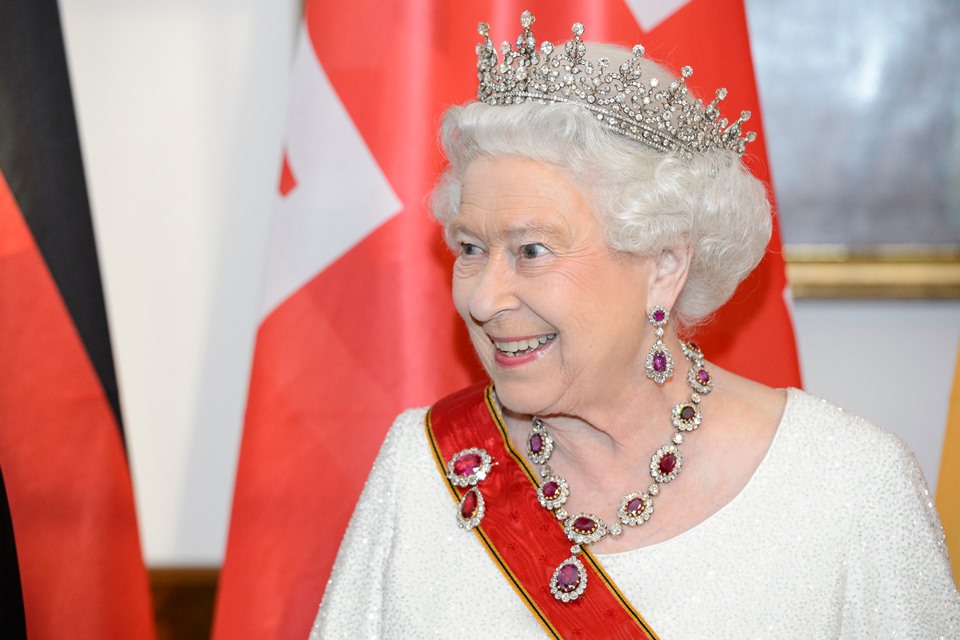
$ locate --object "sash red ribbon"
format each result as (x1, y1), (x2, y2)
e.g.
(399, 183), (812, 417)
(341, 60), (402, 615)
(426, 382), (659, 640)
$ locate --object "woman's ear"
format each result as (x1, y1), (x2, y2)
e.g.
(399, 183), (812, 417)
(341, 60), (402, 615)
(648, 245), (692, 309)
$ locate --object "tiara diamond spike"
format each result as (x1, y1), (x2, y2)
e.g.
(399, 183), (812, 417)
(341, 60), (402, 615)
(475, 12), (757, 158)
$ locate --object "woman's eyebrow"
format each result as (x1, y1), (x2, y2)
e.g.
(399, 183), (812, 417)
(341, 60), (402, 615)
(446, 219), (561, 241)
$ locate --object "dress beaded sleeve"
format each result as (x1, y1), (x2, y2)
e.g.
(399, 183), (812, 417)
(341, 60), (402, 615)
(838, 427), (960, 638)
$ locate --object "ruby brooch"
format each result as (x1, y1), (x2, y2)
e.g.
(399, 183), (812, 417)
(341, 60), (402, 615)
(526, 341), (712, 602)
(446, 447), (493, 530)
(455, 487), (485, 530)
(446, 447), (492, 487)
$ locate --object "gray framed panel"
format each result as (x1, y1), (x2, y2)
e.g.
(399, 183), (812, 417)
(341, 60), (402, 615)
(746, 0), (960, 296)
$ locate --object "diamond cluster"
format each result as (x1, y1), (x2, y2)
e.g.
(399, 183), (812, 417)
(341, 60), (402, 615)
(476, 11), (757, 158)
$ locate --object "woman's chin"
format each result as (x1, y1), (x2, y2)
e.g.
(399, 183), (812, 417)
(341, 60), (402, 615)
(492, 383), (557, 419)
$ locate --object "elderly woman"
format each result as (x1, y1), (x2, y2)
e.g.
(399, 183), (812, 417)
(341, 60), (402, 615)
(311, 12), (960, 639)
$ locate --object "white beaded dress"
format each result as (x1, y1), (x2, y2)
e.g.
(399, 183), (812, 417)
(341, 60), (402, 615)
(310, 388), (960, 639)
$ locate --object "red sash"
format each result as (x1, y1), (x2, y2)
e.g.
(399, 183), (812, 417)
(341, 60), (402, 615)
(425, 382), (660, 639)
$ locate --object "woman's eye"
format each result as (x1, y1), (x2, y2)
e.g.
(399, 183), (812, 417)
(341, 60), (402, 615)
(459, 242), (481, 256)
(520, 243), (548, 259)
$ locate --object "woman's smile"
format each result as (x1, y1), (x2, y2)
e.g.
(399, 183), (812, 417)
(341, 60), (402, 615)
(491, 333), (557, 363)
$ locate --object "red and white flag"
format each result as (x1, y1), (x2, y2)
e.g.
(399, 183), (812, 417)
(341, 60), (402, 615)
(0, 2), (154, 638)
(214, 1), (801, 637)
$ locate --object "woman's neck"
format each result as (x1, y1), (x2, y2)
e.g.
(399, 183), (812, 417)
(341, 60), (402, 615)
(501, 337), (694, 486)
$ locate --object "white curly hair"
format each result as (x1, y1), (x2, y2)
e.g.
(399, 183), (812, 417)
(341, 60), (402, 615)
(430, 45), (773, 327)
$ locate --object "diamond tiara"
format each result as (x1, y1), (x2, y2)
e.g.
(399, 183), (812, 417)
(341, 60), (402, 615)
(475, 11), (757, 157)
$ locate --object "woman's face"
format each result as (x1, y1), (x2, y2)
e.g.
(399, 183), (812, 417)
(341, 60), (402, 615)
(450, 156), (657, 418)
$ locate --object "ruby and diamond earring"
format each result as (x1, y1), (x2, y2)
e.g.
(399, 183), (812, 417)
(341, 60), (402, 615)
(645, 305), (674, 384)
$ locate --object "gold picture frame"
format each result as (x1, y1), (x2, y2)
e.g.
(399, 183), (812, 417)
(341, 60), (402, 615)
(785, 245), (960, 299)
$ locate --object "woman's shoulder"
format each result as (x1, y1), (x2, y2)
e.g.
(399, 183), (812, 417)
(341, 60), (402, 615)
(715, 362), (910, 464)
(378, 406), (431, 455)
(361, 406), (431, 479)
(781, 388), (910, 459)
(388, 406), (430, 433)
(711, 368), (921, 492)
(774, 388), (930, 499)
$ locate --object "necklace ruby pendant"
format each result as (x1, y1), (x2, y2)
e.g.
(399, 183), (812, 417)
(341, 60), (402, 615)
(550, 553), (588, 602)
(563, 513), (607, 545)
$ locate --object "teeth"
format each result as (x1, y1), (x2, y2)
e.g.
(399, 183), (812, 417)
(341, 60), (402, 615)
(494, 334), (556, 355)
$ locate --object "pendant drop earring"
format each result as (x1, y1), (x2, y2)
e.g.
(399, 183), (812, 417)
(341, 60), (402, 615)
(645, 305), (674, 384)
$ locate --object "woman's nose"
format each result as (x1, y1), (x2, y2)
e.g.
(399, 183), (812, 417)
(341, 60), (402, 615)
(468, 255), (518, 323)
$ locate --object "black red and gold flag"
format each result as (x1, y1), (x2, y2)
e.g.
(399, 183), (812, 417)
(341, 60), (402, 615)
(0, 1), (154, 637)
